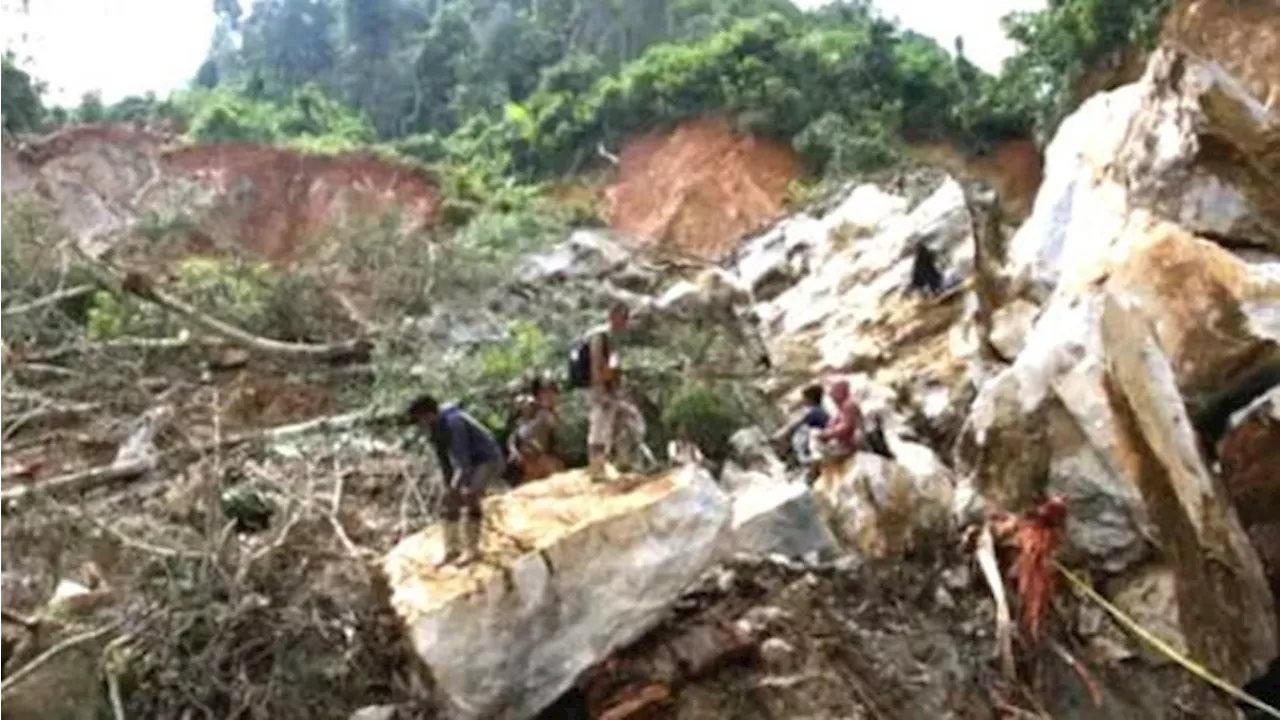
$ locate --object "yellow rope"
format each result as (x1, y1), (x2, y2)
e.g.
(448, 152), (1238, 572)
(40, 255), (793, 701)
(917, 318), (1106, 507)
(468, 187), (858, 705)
(1053, 560), (1280, 719)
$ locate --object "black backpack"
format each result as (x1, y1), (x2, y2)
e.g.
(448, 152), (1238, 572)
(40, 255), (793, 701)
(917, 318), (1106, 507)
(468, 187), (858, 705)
(567, 330), (609, 389)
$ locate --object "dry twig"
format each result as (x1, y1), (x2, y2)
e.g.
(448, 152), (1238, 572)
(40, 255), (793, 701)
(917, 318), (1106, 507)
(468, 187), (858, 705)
(1, 283), (96, 318)
(974, 524), (1016, 681)
(0, 620), (121, 696)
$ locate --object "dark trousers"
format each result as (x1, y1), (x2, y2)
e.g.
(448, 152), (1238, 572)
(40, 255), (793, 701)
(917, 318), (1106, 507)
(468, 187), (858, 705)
(440, 458), (503, 522)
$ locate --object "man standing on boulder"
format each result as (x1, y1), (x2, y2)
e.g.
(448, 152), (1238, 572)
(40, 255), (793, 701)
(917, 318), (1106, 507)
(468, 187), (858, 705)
(406, 394), (504, 566)
(568, 301), (650, 482)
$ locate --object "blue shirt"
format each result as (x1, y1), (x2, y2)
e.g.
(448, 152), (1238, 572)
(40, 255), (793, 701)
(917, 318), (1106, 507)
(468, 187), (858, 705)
(436, 405), (501, 477)
(800, 405), (830, 429)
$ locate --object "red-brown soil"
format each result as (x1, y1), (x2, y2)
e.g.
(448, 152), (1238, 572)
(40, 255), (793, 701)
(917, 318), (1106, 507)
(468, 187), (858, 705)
(605, 118), (803, 262)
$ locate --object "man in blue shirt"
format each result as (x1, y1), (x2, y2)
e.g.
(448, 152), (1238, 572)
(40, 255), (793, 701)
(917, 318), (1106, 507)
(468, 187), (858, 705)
(406, 394), (505, 566)
(771, 384), (830, 469)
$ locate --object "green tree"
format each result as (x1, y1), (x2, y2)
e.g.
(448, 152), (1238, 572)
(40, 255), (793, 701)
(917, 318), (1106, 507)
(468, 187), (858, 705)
(1, 52), (46, 135)
(999, 0), (1174, 137)
(75, 92), (106, 124)
(238, 0), (340, 98)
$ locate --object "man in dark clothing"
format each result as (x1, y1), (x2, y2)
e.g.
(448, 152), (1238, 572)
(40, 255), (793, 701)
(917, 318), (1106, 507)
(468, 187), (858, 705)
(406, 394), (505, 566)
(771, 384), (830, 467)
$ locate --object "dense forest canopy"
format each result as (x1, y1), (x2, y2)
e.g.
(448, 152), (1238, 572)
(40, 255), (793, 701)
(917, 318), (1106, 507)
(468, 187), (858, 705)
(2, 0), (1173, 184)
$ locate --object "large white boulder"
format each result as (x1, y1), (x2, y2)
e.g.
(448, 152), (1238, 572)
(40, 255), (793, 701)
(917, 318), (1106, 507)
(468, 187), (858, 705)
(952, 21), (1280, 682)
(813, 451), (953, 560)
(730, 480), (840, 560)
(383, 467), (731, 720)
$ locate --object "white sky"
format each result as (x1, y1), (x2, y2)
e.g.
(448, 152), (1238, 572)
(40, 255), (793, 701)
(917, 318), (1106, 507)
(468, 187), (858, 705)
(3, 0), (1045, 108)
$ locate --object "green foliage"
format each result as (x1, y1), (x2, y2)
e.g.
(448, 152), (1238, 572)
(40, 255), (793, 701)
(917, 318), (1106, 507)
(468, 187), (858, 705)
(453, 8), (998, 180)
(83, 256), (343, 344)
(85, 257), (274, 341)
(460, 319), (558, 431)
(12, 0), (1175, 186)
(476, 320), (554, 387)
(2, 52), (46, 134)
(999, 0), (1174, 138)
(85, 290), (161, 341)
(175, 257), (274, 327)
(660, 381), (749, 465)
(183, 84), (374, 148)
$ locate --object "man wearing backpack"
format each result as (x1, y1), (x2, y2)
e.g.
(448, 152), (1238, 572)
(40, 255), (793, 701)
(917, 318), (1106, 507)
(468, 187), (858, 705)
(406, 394), (505, 566)
(568, 301), (649, 482)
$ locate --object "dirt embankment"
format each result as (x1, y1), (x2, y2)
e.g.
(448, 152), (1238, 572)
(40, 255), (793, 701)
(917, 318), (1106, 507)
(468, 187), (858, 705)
(165, 143), (439, 262)
(2, 123), (440, 264)
(606, 118), (803, 263)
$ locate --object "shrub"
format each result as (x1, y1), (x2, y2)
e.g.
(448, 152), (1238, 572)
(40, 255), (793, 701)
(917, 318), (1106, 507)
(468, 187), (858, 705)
(660, 381), (749, 466)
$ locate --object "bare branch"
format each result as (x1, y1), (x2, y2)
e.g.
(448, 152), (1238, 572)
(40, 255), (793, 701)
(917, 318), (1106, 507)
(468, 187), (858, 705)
(0, 620), (121, 697)
(20, 332), (192, 364)
(1, 409), (400, 505)
(596, 141), (621, 167)
(3, 400), (103, 441)
(1, 609), (40, 630)
(1, 283), (96, 318)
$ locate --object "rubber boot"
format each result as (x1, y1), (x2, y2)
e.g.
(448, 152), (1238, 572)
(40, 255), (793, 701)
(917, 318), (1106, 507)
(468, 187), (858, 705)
(436, 521), (462, 567)
(456, 518), (482, 566)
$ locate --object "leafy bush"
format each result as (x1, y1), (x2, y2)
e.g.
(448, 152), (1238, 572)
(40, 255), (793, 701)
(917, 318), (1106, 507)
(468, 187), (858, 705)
(660, 381), (749, 466)
(83, 258), (269, 341)
(999, 0), (1174, 138)
(183, 84), (374, 149)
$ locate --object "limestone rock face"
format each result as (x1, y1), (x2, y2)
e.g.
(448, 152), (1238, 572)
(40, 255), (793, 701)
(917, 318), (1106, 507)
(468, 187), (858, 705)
(814, 451), (953, 561)
(383, 467), (731, 720)
(729, 480), (840, 560)
(951, 2), (1280, 696)
(515, 229), (641, 286)
(1099, 295), (1275, 687)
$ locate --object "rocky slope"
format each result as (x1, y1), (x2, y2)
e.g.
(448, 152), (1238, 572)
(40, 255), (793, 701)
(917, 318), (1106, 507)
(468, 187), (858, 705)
(379, 1), (1278, 717)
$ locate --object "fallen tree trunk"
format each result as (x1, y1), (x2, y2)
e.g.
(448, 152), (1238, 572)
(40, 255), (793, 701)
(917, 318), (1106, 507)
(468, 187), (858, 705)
(120, 271), (371, 362)
(0, 408), (401, 506)
(70, 246), (371, 363)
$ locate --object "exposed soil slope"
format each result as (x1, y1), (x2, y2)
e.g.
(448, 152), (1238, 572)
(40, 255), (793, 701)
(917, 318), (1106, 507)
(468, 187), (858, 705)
(2, 124), (440, 263)
(606, 118), (803, 262)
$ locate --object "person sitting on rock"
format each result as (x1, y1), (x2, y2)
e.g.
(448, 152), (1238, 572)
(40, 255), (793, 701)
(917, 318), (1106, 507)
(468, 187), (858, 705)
(508, 377), (565, 484)
(771, 383), (830, 468)
(406, 394), (504, 567)
(810, 379), (862, 477)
